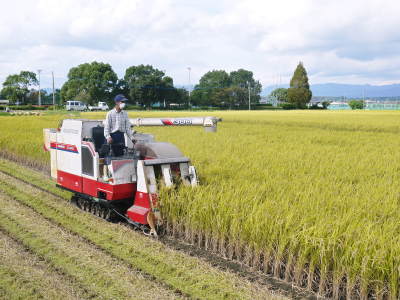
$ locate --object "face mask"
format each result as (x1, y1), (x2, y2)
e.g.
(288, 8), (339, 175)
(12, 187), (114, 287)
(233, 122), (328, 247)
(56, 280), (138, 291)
(119, 102), (126, 109)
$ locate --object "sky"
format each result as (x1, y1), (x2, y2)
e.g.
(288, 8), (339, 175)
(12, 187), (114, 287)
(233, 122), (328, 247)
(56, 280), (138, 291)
(1, 0), (400, 89)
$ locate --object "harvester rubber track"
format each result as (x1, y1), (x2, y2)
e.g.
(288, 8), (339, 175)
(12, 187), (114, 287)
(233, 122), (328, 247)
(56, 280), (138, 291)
(71, 195), (115, 222)
(70, 194), (162, 236)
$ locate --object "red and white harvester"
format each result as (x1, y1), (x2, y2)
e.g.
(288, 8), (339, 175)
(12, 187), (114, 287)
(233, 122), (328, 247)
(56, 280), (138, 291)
(44, 117), (220, 236)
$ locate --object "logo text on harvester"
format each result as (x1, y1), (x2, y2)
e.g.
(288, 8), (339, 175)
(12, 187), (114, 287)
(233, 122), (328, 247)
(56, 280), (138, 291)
(173, 119), (192, 125)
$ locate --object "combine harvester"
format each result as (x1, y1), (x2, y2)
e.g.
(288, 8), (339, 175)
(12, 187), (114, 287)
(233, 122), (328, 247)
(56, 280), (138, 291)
(44, 117), (220, 236)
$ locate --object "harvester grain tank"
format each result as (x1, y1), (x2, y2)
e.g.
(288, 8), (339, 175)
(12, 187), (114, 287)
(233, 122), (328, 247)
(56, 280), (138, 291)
(43, 116), (221, 236)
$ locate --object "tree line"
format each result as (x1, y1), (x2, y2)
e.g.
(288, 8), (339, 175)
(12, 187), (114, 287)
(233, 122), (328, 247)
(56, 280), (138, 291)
(59, 63), (190, 108)
(0, 71), (61, 105)
(1, 62), (313, 109)
(59, 63), (263, 108)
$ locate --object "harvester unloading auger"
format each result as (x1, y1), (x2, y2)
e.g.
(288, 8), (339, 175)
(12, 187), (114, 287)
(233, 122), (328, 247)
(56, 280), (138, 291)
(43, 116), (221, 236)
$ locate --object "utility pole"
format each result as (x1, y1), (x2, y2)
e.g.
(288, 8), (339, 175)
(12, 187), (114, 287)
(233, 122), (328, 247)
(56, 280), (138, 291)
(247, 81), (251, 110)
(187, 67), (191, 107)
(363, 87), (366, 110)
(52, 71), (55, 110)
(37, 69), (42, 106)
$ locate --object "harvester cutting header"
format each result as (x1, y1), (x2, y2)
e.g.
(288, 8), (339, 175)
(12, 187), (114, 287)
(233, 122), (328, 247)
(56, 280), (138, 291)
(43, 116), (220, 236)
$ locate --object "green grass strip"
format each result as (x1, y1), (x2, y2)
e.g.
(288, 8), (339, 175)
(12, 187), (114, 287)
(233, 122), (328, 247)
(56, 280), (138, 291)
(0, 191), (181, 300)
(0, 158), (70, 199)
(0, 231), (89, 300)
(0, 211), (126, 300)
(0, 265), (44, 300)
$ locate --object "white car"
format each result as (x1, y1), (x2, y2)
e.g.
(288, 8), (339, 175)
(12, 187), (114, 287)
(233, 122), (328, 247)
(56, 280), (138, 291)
(88, 101), (109, 111)
(66, 101), (87, 111)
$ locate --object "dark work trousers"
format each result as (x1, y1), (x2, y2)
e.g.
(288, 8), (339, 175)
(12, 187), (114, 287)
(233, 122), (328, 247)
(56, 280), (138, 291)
(110, 131), (125, 156)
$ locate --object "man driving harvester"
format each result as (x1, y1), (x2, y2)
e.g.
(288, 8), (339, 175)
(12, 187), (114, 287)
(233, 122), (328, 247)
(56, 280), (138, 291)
(104, 94), (135, 156)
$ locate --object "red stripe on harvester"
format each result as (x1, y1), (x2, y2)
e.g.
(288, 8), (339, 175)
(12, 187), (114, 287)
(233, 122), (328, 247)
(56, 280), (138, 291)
(161, 119), (174, 125)
(50, 142), (79, 153)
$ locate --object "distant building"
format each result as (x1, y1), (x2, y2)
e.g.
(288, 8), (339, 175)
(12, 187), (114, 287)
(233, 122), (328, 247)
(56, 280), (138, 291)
(327, 102), (351, 110)
(365, 100), (400, 110)
(0, 99), (9, 105)
(327, 99), (400, 110)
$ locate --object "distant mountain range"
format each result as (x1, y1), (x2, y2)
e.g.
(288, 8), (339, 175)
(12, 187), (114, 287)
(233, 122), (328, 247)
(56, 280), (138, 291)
(262, 83), (400, 98)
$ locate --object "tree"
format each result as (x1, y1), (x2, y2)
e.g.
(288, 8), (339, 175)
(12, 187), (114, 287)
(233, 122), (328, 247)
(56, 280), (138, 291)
(230, 69), (262, 105)
(348, 100), (364, 110)
(191, 70), (231, 106)
(209, 87), (231, 107)
(270, 88), (288, 102)
(287, 62), (312, 108)
(192, 69), (262, 107)
(160, 76), (175, 106)
(60, 61), (118, 105)
(124, 65), (175, 107)
(19, 71), (38, 90)
(175, 88), (189, 105)
(1, 71), (38, 104)
(114, 79), (129, 99)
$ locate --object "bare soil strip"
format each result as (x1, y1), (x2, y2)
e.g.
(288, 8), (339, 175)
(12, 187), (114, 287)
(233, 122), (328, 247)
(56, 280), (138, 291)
(0, 164), (283, 300)
(0, 191), (182, 300)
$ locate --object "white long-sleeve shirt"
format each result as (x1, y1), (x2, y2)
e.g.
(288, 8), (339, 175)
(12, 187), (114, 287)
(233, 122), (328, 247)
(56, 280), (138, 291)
(104, 108), (133, 140)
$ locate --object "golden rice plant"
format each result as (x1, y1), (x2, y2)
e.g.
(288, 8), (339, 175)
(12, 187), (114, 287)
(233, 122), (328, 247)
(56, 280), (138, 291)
(2, 110), (400, 297)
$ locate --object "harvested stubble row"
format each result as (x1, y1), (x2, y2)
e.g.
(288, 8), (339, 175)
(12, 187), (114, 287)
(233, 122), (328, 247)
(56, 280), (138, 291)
(0, 187), (181, 300)
(0, 160), (279, 300)
(0, 230), (89, 300)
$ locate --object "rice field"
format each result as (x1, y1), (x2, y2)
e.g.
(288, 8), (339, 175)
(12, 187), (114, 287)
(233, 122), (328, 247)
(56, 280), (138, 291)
(0, 158), (277, 300)
(1, 110), (400, 298)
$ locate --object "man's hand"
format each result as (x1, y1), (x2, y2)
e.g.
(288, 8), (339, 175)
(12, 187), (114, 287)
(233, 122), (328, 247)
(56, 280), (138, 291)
(107, 137), (113, 144)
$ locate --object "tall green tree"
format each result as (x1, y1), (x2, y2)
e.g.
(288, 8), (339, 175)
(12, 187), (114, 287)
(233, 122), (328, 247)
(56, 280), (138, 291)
(160, 76), (178, 106)
(230, 69), (262, 105)
(1, 71), (38, 104)
(124, 65), (176, 107)
(287, 62), (312, 108)
(191, 70), (231, 106)
(192, 69), (262, 107)
(175, 88), (189, 105)
(60, 61), (118, 105)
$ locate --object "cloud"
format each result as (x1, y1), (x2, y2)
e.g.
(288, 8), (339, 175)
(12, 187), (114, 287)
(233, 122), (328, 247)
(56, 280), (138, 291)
(0, 0), (400, 88)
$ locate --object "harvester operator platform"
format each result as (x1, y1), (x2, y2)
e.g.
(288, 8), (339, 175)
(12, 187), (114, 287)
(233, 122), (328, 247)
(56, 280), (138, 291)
(104, 94), (135, 156)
